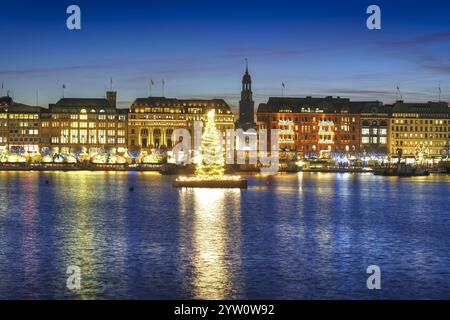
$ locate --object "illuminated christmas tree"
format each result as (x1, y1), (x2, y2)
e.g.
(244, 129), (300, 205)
(195, 109), (225, 177)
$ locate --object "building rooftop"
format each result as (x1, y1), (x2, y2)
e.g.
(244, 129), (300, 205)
(131, 97), (232, 113)
(49, 98), (117, 113)
(390, 101), (449, 116)
(257, 96), (370, 114)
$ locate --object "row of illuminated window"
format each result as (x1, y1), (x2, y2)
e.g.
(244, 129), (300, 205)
(393, 133), (448, 139)
(58, 129), (125, 136)
(362, 137), (387, 144)
(392, 119), (447, 125)
(51, 136), (126, 145)
(274, 116), (357, 123)
(8, 114), (39, 120)
(362, 128), (388, 135)
(394, 141), (447, 147)
(6, 138), (39, 143)
(391, 126), (448, 132)
(45, 122), (124, 128)
(9, 129), (39, 135)
(130, 114), (233, 121)
(132, 106), (229, 113)
(276, 125), (355, 132)
(52, 114), (125, 120)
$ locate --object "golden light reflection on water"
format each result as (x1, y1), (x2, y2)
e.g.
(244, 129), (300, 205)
(180, 188), (241, 299)
(21, 174), (39, 292)
(57, 172), (97, 299)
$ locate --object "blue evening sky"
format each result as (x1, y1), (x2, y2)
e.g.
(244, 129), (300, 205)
(0, 0), (449, 110)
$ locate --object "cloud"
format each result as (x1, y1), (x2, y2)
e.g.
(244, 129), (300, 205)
(324, 89), (395, 95)
(225, 47), (315, 58)
(0, 63), (116, 76)
(381, 31), (450, 48)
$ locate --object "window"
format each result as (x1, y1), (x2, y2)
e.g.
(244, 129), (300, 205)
(89, 130), (97, 144)
(98, 130), (106, 144)
(70, 130), (78, 143)
(362, 128), (370, 135)
(79, 130), (87, 143)
(61, 129), (69, 143)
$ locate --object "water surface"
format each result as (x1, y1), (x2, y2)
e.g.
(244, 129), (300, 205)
(0, 171), (449, 299)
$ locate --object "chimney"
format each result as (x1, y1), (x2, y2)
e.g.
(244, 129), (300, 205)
(106, 91), (117, 107)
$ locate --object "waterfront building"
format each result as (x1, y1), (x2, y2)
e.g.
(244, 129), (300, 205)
(357, 101), (391, 155)
(45, 91), (127, 155)
(257, 96), (361, 159)
(127, 97), (235, 151)
(0, 96), (44, 153)
(389, 101), (449, 162)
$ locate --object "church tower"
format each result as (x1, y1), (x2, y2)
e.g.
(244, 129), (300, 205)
(238, 61), (255, 129)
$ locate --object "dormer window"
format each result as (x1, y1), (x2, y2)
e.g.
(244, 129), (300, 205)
(91, 109), (96, 113)
(80, 108), (87, 113)
(100, 109), (105, 113)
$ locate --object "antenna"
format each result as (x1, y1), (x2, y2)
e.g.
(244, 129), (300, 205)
(110, 77), (113, 91)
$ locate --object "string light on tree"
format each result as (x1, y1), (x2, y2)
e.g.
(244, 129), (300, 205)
(195, 109), (225, 178)
(173, 109), (247, 188)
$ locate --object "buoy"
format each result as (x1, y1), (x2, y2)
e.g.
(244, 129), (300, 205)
(45, 180), (49, 184)
(129, 187), (134, 192)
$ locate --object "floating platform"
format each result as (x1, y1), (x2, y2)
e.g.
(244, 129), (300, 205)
(173, 178), (247, 189)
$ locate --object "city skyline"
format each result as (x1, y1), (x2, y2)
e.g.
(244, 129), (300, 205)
(1, 0), (450, 111)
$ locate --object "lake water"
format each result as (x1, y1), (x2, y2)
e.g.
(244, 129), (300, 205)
(0, 171), (449, 299)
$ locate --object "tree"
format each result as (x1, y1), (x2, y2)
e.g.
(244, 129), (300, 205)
(195, 109), (225, 177)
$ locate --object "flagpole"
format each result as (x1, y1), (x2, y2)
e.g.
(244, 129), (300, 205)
(438, 83), (441, 102)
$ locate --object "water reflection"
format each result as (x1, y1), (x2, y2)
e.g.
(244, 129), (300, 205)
(59, 173), (97, 299)
(179, 188), (241, 299)
(21, 174), (39, 297)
